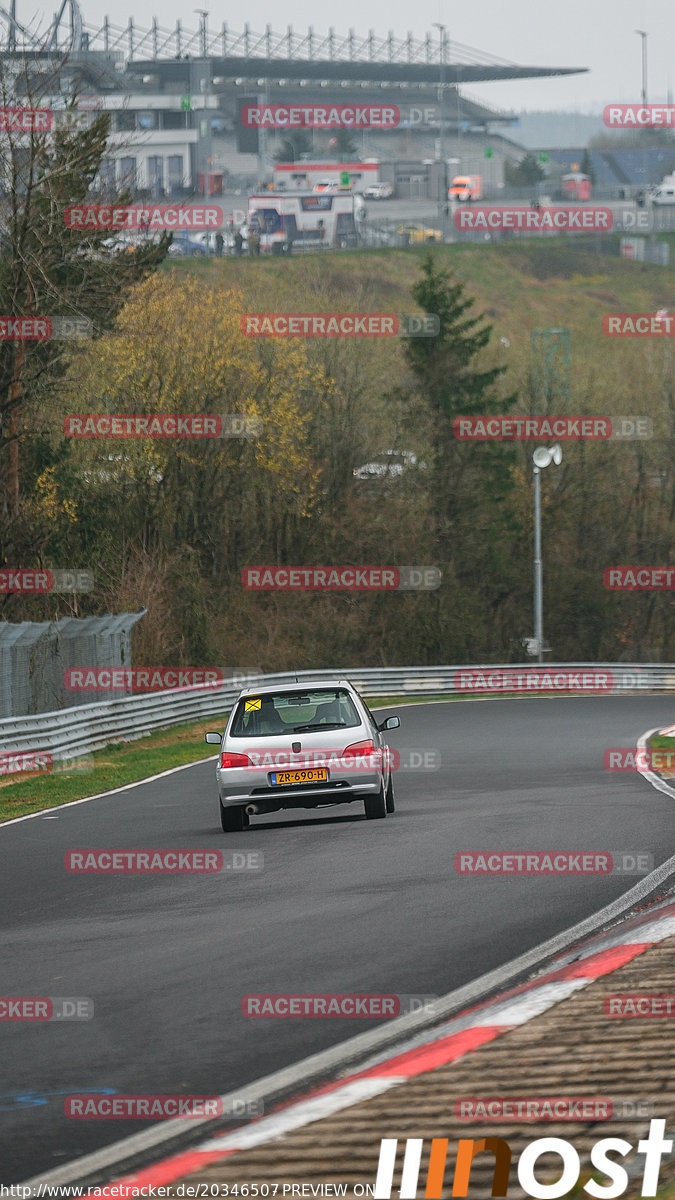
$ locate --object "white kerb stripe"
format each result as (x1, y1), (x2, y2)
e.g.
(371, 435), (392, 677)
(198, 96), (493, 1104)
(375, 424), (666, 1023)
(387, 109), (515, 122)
(400, 1139), (424, 1200)
(466, 979), (588, 1028)
(373, 1140), (399, 1200)
(202, 1077), (404, 1152)
(617, 915), (675, 944)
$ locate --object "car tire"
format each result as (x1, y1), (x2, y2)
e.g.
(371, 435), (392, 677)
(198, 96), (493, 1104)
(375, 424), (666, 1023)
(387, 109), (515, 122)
(385, 776), (395, 813)
(364, 786), (387, 820)
(220, 802), (248, 832)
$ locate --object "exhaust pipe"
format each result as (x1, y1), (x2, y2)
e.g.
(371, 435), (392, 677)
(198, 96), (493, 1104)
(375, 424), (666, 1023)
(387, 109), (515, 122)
(245, 799), (280, 816)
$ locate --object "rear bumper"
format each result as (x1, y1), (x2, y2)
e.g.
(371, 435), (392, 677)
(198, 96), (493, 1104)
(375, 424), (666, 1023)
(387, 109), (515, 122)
(217, 769), (383, 808)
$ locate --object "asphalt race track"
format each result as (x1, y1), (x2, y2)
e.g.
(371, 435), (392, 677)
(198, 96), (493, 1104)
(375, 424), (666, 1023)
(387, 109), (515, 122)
(1, 694), (674, 1183)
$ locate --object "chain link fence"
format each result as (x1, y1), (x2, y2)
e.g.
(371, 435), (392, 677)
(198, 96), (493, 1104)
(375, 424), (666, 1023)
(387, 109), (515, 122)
(0, 611), (146, 717)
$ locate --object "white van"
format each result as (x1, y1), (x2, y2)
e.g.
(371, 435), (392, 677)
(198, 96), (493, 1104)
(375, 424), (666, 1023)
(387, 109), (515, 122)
(651, 175), (675, 205)
(652, 185), (675, 206)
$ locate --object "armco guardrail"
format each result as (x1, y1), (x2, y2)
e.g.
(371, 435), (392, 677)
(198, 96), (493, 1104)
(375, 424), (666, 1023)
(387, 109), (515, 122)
(0, 664), (673, 764)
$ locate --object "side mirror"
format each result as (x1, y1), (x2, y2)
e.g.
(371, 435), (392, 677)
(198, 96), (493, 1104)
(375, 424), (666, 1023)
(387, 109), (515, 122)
(204, 732), (222, 744)
(379, 715), (400, 731)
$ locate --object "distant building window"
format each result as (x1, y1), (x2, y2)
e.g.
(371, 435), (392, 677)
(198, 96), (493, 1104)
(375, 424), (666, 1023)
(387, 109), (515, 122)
(168, 155), (183, 190)
(115, 111), (136, 132)
(162, 109), (187, 130)
(148, 156), (164, 198)
(99, 158), (115, 190)
(119, 157), (137, 188)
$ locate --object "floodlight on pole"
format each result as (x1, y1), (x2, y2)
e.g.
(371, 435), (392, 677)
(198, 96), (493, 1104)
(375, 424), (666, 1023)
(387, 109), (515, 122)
(531, 444), (562, 662)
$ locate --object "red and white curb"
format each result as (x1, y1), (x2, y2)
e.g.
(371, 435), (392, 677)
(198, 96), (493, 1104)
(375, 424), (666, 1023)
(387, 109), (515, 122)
(636, 725), (675, 802)
(77, 896), (675, 1197)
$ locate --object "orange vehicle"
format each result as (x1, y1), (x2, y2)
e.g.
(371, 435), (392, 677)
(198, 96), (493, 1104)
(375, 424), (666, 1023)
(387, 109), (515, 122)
(449, 174), (482, 202)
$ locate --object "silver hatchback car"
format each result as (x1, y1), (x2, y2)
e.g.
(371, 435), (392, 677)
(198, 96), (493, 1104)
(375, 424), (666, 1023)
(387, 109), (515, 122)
(204, 679), (400, 831)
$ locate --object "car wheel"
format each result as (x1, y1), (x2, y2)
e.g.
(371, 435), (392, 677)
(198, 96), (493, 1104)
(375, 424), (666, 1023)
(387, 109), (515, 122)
(220, 802), (248, 832)
(385, 776), (395, 813)
(364, 786), (387, 820)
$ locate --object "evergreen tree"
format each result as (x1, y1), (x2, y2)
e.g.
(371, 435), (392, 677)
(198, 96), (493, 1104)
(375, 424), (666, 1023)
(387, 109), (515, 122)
(401, 253), (523, 657)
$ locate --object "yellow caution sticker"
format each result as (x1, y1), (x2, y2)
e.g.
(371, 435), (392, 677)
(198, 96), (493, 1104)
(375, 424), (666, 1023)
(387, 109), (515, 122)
(245, 698), (261, 711)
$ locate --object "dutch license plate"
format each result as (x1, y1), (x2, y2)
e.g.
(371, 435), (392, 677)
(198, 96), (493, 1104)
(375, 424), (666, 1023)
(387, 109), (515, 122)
(270, 769), (328, 786)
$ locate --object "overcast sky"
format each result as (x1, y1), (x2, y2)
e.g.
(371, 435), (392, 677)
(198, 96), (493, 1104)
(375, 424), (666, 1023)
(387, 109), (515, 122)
(57, 0), (675, 111)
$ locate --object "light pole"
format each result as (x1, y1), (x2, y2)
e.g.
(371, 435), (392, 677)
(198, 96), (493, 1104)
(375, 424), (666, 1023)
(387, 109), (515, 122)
(635, 30), (648, 197)
(635, 30), (648, 106)
(194, 9), (211, 198)
(532, 444), (562, 663)
(432, 23), (447, 232)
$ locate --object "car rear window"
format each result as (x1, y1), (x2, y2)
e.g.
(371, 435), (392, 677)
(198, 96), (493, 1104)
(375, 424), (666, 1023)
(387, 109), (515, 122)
(230, 688), (361, 737)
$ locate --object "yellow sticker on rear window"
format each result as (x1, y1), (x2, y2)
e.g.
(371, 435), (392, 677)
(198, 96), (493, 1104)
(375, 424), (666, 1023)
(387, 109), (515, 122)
(245, 698), (261, 711)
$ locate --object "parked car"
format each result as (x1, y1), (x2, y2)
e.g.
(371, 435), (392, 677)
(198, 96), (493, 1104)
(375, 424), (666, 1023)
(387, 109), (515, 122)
(363, 182), (394, 199)
(652, 184), (675, 206)
(167, 232), (207, 256)
(353, 449), (424, 481)
(396, 223), (443, 245)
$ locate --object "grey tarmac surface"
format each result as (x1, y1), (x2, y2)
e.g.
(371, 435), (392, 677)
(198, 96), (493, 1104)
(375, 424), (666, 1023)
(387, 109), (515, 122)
(1, 694), (673, 1183)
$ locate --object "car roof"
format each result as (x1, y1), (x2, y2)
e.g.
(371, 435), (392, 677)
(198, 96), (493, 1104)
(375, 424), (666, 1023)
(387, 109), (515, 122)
(235, 678), (355, 699)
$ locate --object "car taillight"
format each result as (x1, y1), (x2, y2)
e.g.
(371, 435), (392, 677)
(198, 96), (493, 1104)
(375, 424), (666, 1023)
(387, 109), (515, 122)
(220, 752), (252, 768)
(342, 740), (376, 757)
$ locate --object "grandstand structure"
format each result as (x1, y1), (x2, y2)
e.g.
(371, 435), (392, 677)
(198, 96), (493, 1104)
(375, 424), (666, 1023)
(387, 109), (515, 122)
(0, 0), (588, 196)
